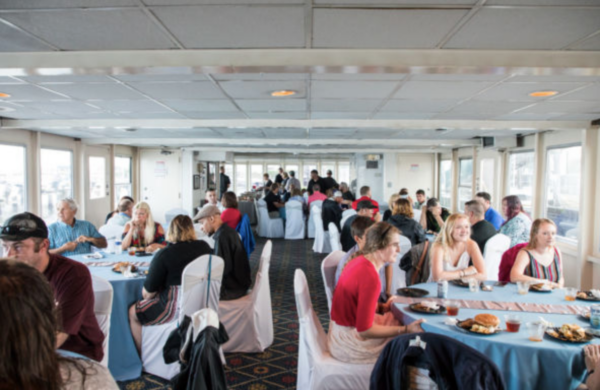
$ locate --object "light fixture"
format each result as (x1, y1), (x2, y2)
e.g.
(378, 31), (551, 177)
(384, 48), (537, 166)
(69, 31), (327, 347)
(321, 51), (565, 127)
(271, 90), (296, 97)
(529, 91), (558, 97)
(0, 92), (10, 98)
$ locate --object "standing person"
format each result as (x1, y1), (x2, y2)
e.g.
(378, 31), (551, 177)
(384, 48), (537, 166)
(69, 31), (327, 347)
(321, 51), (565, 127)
(286, 170), (301, 192)
(121, 201), (166, 252)
(339, 182), (355, 210)
(307, 170), (327, 195)
(275, 167), (284, 185)
(0, 212), (105, 362)
(195, 206), (251, 300)
(475, 192), (504, 230)
(281, 171), (290, 190)
(352, 186), (380, 215)
(420, 198), (450, 234)
(329, 222), (425, 364)
(464, 200), (497, 255)
(263, 173), (273, 190)
(219, 166), (231, 201)
(323, 170), (338, 192)
(414, 190), (427, 210)
(510, 218), (564, 288)
(0, 260), (118, 389)
(220, 191), (242, 229)
(322, 191), (344, 232)
(499, 195), (532, 248)
(48, 198), (107, 256)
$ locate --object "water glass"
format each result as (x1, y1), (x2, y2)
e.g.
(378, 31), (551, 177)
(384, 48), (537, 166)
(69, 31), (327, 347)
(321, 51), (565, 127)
(445, 300), (459, 316)
(468, 278), (479, 293)
(122, 265), (133, 278)
(526, 322), (546, 342)
(564, 287), (577, 302)
(517, 281), (529, 295)
(591, 305), (600, 329)
(115, 242), (123, 255)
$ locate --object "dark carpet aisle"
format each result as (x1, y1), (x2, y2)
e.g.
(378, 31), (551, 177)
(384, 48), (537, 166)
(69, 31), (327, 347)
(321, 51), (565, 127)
(118, 238), (329, 390)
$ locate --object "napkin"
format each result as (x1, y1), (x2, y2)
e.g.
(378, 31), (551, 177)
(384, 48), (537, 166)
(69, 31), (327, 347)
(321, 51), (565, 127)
(538, 317), (553, 327)
(590, 289), (600, 298)
(83, 252), (103, 259)
(444, 318), (458, 326)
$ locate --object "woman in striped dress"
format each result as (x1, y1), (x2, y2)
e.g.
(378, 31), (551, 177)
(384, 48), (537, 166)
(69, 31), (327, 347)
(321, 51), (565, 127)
(510, 218), (564, 288)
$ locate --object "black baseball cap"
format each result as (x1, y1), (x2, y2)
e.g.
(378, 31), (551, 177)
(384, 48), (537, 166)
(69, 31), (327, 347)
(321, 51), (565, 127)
(357, 200), (376, 211)
(0, 212), (48, 241)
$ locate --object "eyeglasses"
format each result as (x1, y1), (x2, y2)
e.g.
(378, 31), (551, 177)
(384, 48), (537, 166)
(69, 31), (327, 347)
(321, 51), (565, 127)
(0, 225), (46, 238)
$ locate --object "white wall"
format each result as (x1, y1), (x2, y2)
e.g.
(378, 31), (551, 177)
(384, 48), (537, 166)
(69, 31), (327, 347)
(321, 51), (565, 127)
(383, 152), (435, 203)
(355, 153), (384, 203)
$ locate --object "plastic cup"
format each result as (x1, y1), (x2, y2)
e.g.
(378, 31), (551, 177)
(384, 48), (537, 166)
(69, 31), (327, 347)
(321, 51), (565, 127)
(591, 305), (600, 329)
(128, 247), (136, 256)
(115, 242), (123, 255)
(517, 281), (529, 295)
(468, 278), (479, 293)
(565, 287), (577, 301)
(504, 314), (522, 333)
(526, 322), (546, 342)
(445, 301), (459, 316)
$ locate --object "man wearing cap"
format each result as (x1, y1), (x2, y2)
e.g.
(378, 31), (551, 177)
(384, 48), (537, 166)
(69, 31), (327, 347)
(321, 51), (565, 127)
(194, 206), (251, 300)
(322, 191), (344, 233)
(48, 198), (107, 256)
(0, 212), (105, 361)
(341, 200), (381, 251)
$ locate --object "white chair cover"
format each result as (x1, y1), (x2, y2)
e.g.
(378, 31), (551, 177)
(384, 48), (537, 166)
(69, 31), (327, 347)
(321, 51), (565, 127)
(256, 199), (285, 238)
(295, 269), (373, 390)
(91, 275), (113, 367)
(412, 209), (422, 223)
(483, 233), (511, 281)
(219, 241), (274, 352)
(312, 205), (332, 254)
(285, 200), (305, 240)
(307, 200), (323, 239)
(165, 208), (191, 229)
(328, 223), (341, 252)
(340, 209), (357, 230)
(320, 251), (345, 314)
(141, 255), (225, 379)
(386, 235), (412, 295)
(99, 224), (124, 240)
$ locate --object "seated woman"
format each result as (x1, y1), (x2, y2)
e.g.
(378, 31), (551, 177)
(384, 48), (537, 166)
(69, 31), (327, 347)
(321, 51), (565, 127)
(382, 193), (400, 222)
(221, 191), (242, 229)
(128, 215), (212, 353)
(510, 218), (564, 288)
(388, 198), (427, 246)
(0, 259), (118, 389)
(499, 195), (532, 248)
(121, 201), (166, 252)
(329, 222), (425, 364)
(420, 197), (450, 234)
(430, 214), (487, 282)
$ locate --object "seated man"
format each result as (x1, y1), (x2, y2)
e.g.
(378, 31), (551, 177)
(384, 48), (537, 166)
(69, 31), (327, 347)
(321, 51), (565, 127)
(308, 184), (327, 206)
(0, 212), (104, 361)
(195, 206), (251, 300)
(107, 198), (133, 226)
(465, 200), (497, 255)
(335, 216), (375, 287)
(413, 189), (427, 210)
(476, 191), (504, 230)
(48, 198), (107, 256)
(322, 191), (344, 232)
(264, 183), (286, 220)
(351, 186), (380, 215)
(202, 188), (224, 212)
(339, 182), (354, 210)
(341, 200), (379, 251)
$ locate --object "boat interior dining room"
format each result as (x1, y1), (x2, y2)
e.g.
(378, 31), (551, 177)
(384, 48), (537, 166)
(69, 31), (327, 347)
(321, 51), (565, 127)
(1, 0), (600, 389)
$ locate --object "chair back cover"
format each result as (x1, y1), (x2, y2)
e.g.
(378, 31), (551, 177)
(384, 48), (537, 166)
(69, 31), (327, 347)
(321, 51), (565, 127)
(256, 199), (285, 238)
(387, 235), (412, 294)
(412, 209), (422, 223)
(320, 251), (345, 313)
(483, 234), (511, 281)
(91, 275), (113, 367)
(99, 224), (125, 240)
(285, 200), (305, 240)
(328, 223), (342, 252)
(340, 209), (357, 229)
(307, 200), (323, 239)
(312, 205), (331, 253)
(180, 255), (225, 320)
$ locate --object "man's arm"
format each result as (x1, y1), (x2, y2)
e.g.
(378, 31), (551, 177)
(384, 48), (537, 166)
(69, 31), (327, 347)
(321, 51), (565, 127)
(56, 332), (69, 348)
(49, 241), (79, 255)
(77, 235), (107, 249)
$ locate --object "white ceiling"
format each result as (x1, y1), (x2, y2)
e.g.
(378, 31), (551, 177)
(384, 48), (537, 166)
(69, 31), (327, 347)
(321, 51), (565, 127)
(0, 0), (599, 152)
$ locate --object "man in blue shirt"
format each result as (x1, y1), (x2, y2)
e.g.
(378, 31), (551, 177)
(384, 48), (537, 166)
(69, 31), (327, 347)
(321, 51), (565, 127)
(48, 198), (107, 256)
(476, 192), (504, 231)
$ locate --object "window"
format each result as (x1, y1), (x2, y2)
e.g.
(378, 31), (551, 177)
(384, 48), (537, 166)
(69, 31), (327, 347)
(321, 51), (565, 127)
(507, 151), (534, 214)
(458, 158), (473, 212)
(479, 158), (495, 196)
(114, 156), (132, 204)
(89, 157), (106, 200)
(250, 164), (263, 190)
(545, 145), (581, 242)
(439, 160), (452, 209)
(224, 164), (233, 178)
(235, 164), (247, 194)
(266, 164), (280, 182)
(0, 144), (26, 225)
(303, 163), (317, 187)
(338, 161), (350, 185)
(41, 149), (73, 223)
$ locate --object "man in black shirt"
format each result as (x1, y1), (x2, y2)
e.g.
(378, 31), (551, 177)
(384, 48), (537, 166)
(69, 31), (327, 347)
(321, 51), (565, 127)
(339, 182), (355, 210)
(322, 170), (338, 192)
(341, 200), (376, 251)
(195, 205), (251, 301)
(465, 200), (497, 254)
(322, 191), (344, 232)
(275, 167), (284, 185)
(307, 170), (327, 195)
(264, 183), (285, 219)
(219, 166), (231, 200)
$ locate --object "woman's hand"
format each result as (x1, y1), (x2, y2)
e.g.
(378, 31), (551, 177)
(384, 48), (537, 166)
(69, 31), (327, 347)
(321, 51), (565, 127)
(585, 345), (600, 372)
(406, 318), (426, 333)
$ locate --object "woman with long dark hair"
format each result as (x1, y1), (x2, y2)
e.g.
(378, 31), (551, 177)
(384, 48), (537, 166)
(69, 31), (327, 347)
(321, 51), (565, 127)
(0, 259), (117, 390)
(499, 195), (532, 248)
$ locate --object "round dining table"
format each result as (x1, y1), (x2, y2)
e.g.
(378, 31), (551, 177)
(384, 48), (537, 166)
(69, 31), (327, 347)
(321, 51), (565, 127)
(392, 282), (599, 390)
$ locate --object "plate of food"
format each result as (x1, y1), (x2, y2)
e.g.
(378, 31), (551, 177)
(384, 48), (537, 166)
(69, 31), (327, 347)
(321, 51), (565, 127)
(397, 287), (429, 298)
(450, 279), (469, 288)
(529, 283), (554, 293)
(112, 261), (138, 273)
(456, 314), (502, 336)
(577, 290), (600, 302)
(580, 311), (591, 321)
(545, 324), (593, 343)
(409, 302), (446, 314)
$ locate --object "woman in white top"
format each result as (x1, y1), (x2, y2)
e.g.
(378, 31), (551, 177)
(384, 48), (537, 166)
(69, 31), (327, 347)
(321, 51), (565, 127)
(430, 213), (487, 282)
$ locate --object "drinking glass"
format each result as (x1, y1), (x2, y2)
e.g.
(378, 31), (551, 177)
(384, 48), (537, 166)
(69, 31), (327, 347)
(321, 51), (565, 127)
(526, 322), (546, 342)
(468, 278), (479, 293)
(115, 242), (123, 255)
(517, 281), (529, 295)
(504, 314), (522, 333)
(123, 265), (133, 278)
(445, 301), (459, 316)
(128, 247), (136, 256)
(564, 287), (577, 302)
(591, 305), (600, 329)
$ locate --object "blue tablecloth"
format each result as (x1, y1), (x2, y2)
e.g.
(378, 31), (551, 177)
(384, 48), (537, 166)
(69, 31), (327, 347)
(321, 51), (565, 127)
(71, 252), (152, 381)
(393, 282), (599, 390)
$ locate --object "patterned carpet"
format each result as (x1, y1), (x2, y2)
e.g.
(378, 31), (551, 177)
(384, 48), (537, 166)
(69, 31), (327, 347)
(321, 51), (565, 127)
(118, 238), (329, 390)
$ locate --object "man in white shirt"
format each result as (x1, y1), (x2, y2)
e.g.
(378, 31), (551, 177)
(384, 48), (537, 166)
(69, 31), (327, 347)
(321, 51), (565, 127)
(107, 199), (133, 226)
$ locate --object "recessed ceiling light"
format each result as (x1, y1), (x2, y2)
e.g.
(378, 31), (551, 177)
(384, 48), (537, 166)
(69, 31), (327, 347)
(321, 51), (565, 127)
(0, 93), (11, 98)
(271, 90), (296, 97)
(529, 91), (558, 97)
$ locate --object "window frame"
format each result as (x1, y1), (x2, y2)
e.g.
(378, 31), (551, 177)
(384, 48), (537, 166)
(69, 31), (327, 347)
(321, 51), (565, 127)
(439, 159), (452, 210)
(506, 149), (535, 215)
(457, 157), (473, 212)
(40, 147), (74, 223)
(114, 155), (133, 204)
(0, 142), (28, 222)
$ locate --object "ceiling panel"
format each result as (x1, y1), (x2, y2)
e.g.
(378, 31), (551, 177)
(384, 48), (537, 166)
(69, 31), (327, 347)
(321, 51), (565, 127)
(181, 111), (247, 119)
(160, 99), (238, 112)
(509, 75), (600, 83)
(62, 112), (121, 119)
(311, 81), (398, 99)
(516, 101), (600, 114)
(493, 112), (564, 120)
(246, 112), (307, 119)
(219, 80), (306, 99)
(309, 129), (356, 139)
(373, 112), (438, 120)
(448, 100), (531, 114)
(554, 113), (600, 120)
(311, 99), (380, 112)
(113, 74), (208, 82)
(263, 128), (306, 138)
(220, 128), (265, 138)
(18, 75), (115, 84)
(236, 99), (306, 112)
(445, 8), (600, 50)
(168, 128), (224, 138)
(1, 9), (176, 50)
(410, 74), (508, 81)
(554, 84), (600, 101)
(311, 74), (406, 81)
(145, 0), (302, 5)
(0, 84), (67, 100)
(310, 112), (370, 119)
(394, 81), (493, 100)
(0, 22), (53, 52)
(128, 82), (225, 100)
(0, 0), (136, 8)
(314, 0), (477, 3)
(433, 112), (494, 120)
(486, 0), (600, 5)
(43, 83), (146, 100)
(570, 33), (600, 51)
(381, 99), (459, 112)
(41, 128), (104, 138)
(2, 109), (59, 119)
(19, 100), (102, 114)
(473, 82), (587, 101)
(313, 9), (468, 48)
(213, 73), (307, 81)
(117, 112), (187, 119)
(0, 76), (25, 84)
(88, 99), (169, 112)
(152, 6), (305, 48)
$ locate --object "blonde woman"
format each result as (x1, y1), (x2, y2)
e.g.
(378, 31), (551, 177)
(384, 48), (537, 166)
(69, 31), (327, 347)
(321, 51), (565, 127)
(382, 193), (400, 222)
(430, 214), (487, 282)
(128, 215), (211, 353)
(121, 201), (166, 252)
(510, 218), (564, 288)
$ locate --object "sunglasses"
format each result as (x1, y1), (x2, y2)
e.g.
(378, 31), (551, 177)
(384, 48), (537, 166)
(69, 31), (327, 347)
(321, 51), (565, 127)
(0, 225), (47, 238)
